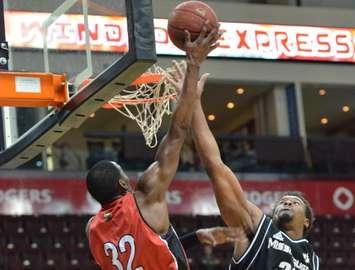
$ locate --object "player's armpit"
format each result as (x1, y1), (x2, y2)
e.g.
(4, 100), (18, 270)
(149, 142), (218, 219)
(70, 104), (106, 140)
(134, 190), (170, 234)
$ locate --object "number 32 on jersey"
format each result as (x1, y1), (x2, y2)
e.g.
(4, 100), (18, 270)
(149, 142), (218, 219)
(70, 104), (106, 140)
(104, 235), (144, 270)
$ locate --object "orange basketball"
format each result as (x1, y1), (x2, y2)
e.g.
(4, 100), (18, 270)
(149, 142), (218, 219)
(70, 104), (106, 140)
(167, 1), (219, 51)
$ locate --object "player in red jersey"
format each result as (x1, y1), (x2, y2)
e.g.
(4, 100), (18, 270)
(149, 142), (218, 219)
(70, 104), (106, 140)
(86, 22), (220, 270)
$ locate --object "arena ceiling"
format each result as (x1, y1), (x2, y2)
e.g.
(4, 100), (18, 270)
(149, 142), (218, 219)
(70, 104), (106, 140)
(204, 81), (355, 136)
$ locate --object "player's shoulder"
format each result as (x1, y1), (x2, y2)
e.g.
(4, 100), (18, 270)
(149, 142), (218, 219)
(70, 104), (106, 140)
(85, 216), (95, 241)
(231, 215), (272, 267)
(89, 193), (136, 227)
(103, 192), (136, 213)
(267, 218), (311, 250)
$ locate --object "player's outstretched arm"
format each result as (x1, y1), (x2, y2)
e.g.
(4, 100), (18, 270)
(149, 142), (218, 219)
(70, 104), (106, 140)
(179, 226), (239, 249)
(191, 99), (263, 232)
(135, 23), (220, 229)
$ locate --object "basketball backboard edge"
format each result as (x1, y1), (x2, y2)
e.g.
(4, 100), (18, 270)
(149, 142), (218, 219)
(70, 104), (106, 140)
(0, 0), (157, 169)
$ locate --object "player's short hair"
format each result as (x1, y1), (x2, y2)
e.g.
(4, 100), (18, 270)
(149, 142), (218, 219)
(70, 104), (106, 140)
(86, 160), (122, 205)
(273, 191), (315, 236)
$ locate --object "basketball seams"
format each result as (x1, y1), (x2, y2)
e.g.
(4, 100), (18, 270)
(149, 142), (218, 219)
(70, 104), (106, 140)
(173, 0), (218, 21)
(167, 1), (218, 50)
(168, 24), (201, 35)
(171, 7), (217, 24)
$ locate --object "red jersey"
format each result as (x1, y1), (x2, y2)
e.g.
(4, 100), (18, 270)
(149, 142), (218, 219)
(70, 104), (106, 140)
(88, 192), (188, 270)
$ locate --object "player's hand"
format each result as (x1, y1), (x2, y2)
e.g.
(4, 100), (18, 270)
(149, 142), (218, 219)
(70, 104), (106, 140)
(184, 21), (221, 66)
(196, 226), (239, 246)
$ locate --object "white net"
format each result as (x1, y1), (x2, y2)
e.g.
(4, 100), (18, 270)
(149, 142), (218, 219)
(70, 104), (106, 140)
(107, 65), (177, 148)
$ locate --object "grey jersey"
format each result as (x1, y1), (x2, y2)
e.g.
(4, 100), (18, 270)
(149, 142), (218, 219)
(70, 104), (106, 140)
(229, 215), (320, 270)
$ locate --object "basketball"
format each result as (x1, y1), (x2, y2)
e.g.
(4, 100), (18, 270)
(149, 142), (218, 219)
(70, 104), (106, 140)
(168, 1), (219, 51)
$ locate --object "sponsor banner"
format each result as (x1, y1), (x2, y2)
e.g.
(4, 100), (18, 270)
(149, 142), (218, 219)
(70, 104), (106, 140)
(5, 11), (128, 52)
(0, 178), (354, 216)
(5, 11), (355, 63)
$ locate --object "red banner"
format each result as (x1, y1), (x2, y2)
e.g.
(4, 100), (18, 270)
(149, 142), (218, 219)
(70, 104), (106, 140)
(5, 11), (355, 63)
(0, 178), (354, 216)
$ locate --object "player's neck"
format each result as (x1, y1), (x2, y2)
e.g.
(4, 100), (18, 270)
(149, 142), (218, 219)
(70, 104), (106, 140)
(284, 227), (304, 240)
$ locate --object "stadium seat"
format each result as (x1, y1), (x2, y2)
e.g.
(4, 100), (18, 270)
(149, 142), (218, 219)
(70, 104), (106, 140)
(328, 238), (345, 251)
(308, 138), (339, 174)
(122, 136), (155, 169)
(2, 215), (26, 235)
(255, 137), (306, 172)
(3, 250), (23, 269)
(67, 215), (89, 238)
(347, 253), (355, 267)
(52, 234), (75, 251)
(0, 214), (354, 269)
(23, 215), (49, 235)
(327, 252), (347, 268)
(0, 235), (5, 250)
(333, 140), (355, 173)
(67, 252), (99, 270)
(29, 233), (53, 250)
(6, 234), (31, 251)
(350, 223), (355, 236)
(311, 238), (324, 252)
(43, 250), (67, 270)
(21, 250), (44, 270)
(46, 215), (72, 236)
(348, 236), (355, 251)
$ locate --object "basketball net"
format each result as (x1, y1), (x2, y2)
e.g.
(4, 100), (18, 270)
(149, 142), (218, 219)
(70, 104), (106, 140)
(104, 65), (177, 148)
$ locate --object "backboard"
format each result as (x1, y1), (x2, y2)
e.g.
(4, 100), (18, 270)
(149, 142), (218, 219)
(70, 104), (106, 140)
(0, 0), (156, 169)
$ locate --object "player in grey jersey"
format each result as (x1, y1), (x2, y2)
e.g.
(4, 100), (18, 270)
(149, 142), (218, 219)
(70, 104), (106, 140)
(228, 192), (319, 270)
(167, 61), (320, 270)
(191, 93), (320, 269)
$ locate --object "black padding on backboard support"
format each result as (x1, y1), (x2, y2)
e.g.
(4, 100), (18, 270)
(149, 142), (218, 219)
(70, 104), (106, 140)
(0, 0), (8, 151)
(0, 0), (157, 169)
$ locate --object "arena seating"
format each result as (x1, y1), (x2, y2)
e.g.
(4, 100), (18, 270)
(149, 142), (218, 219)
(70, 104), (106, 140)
(0, 214), (353, 269)
(82, 135), (355, 174)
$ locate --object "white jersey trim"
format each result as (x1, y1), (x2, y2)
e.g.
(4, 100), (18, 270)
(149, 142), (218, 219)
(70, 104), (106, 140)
(280, 230), (309, 243)
(159, 234), (178, 270)
(232, 215), (268, 265)
(312, 252), (320, 270)
(245, 220), (272, 270)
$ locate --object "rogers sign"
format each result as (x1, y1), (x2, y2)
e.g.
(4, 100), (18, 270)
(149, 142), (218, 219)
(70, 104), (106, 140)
(0, 188), (52, 203)
(0, 178), (354, 215)
(5, 11), (355, 63)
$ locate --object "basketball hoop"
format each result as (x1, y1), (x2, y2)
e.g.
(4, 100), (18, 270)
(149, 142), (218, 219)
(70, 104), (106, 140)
(104, 65), (178, 148)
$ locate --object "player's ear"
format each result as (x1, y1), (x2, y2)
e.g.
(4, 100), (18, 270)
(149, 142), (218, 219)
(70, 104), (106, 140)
(303, 217), (310, 232)
(118, 178), (129, 190)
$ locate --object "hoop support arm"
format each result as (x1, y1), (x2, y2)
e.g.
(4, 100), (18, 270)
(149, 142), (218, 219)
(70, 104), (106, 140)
(0, 71), (68, 107)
